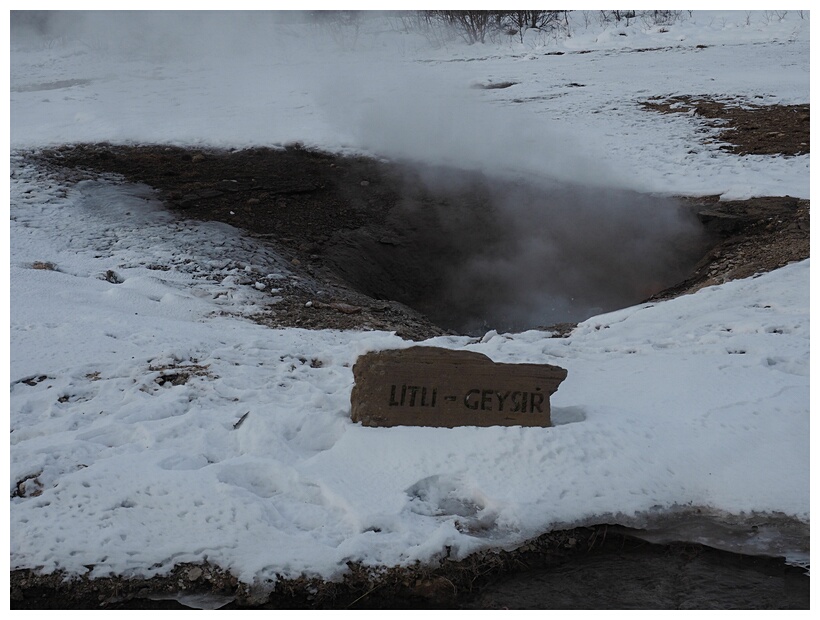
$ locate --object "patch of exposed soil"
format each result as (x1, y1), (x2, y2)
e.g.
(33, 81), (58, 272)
(641, 96), (810, 156)
(32, 144), (448, 340)
(10, 526), (809, 610)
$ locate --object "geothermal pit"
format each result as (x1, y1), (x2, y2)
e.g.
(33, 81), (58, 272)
(34, 144), (743, 338)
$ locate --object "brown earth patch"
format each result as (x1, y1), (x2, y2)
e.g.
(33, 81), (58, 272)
(32, 143), (447, 340)
(641, 96), (810, 156)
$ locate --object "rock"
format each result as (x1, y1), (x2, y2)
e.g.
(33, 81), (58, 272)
(101, 270), (123, 284)
(197, 189), (223, 199)
(697, 210), (748, 235)
(31, 261), (57, 271)
(410, 576), (456, 606)
(312, 301), (362, 314)
(350, 346), (567, 428)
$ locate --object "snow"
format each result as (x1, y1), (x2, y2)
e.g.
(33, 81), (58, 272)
(7, 10), (811, 587)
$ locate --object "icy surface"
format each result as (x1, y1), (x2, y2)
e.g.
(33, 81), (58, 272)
(8, 11), (810, 584)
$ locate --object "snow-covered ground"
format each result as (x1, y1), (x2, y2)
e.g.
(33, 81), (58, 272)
(8, 10), (811, 586)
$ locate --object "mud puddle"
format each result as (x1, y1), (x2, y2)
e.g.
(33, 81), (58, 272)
(465, 540), (809, 610)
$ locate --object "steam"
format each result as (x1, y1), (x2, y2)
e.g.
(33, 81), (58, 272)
(343, 164), (710, 335)
(440, 179), (708, 333)
(11, 11), (311, 60)
(314, 60), (630, 191)
(13, 11), (641, 190)
(14, 11), (711, 334)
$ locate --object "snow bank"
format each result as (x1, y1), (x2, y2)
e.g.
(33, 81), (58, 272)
(9, 171), (809, 581)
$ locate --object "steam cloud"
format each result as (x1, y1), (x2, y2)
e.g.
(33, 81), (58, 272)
(325, 160), (709, 335)
(14, 11), (641, 190)
(14, 11), (710, 334)
(470, 194), (704, 333)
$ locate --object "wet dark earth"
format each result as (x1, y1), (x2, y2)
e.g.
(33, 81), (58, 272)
(11, 529), (809, 609)
(13, 133), (811, 609)
(464, 540), (810, 610)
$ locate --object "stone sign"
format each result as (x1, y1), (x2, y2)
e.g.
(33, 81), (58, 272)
(350, 346), (568, 428)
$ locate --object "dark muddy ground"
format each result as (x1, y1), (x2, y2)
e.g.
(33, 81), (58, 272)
(13, 99), (810, 609)
(10, 527), (810, 610)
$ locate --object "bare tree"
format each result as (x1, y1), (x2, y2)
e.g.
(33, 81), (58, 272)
(433, 10), (493, 44)
(418, 10), (573, 46)
(600, 10), (637, 26)
(640, 10), (684, 27)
